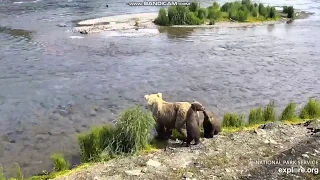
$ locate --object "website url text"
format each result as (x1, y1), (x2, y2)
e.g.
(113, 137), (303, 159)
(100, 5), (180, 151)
(127, 1), (191, 6)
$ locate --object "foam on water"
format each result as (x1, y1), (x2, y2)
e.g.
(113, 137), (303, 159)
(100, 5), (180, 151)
(69, 35), (84, 39)
(101, 29), (159, 37)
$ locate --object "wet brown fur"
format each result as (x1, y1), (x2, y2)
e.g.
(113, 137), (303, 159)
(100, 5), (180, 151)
(186, 101), (205, 146)
(203, 111), (221, 138)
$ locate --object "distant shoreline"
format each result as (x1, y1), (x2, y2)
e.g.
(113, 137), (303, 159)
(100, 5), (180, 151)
(74, 11), (313, 35)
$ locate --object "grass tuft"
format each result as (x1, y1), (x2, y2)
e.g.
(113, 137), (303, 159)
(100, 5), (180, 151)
(0, 165), (5, 180)
(299, 99), (320, 119)
(222, 113), (245, 128)
(281, 102), (298, 121)
(78, 124), (116, 162)
(248, 107), (264, 125)
(10, 163), (23, 180)
(263, 101), (276, 122)
(105, 106), (156, 156)
(78, 106), (156, 163)
(51, 153), (70, 172)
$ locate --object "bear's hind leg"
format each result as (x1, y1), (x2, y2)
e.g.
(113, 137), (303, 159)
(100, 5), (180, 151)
(164, 128), (173, 140)
(155, 123), (167, 140)
(193, 136), (200, 145)
(186, 136), (192, 147)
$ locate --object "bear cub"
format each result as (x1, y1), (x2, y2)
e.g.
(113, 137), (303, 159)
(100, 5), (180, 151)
(203, 111), (221, 138)
(185, 101), (205, 147)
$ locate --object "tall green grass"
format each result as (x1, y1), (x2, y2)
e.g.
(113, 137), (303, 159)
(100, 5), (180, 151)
(222, 113), (245, 128)
(78, 106), (156, 163)
(281, 102), (297, 121)
(248, 101), (276, 125)
(105, 106), (156, 155)
(263, 101), (276, 122)
(0, 165), (5, 180)
(78, 124), (116, 162)
(299, 99), (320, 119)
(10, 163), (23, 180)
(50, 153), (70, 172)
(248, 107), (264, 125)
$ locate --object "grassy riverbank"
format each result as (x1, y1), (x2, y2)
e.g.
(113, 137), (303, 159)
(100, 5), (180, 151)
(1, 98), (320, 179)
(154, 0), (295, 26)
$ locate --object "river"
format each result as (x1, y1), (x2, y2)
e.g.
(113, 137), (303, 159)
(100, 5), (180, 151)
(0, 0), (319, 178)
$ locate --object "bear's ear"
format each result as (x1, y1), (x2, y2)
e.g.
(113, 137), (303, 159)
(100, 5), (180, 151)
(157, 93), (162, 98)
(144, 95), (149, 99)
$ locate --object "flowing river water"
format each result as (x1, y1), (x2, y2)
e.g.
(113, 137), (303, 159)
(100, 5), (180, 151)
(0, 0), (320, 177)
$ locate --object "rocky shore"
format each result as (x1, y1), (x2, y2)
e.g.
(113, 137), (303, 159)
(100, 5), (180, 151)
(53, 120), (320, 180)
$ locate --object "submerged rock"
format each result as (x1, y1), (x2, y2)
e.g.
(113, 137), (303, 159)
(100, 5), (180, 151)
(57, 23), (67, 27)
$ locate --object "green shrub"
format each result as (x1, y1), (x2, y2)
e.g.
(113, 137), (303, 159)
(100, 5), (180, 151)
(213, 1), (220, 10)
(167, 5), (191, 25)
(263, 101), (276, 122)
(186, 12), (203, 25)
(104, 106), (156, 156)
(259, 6), (268, 17)
(251, 7), (259, 17)
(237, 10), (248, 22)
(207, 8), (221, 20)
(222, 113), (245, 128)
(78, 124), (116, 162)
(287, 6), (294, 18)
(283, 6), (288, 13)
(269, 7), (276, 18)
(281, 102), (297, 121)
(248, 107), (264, 125)
(0, 165), (5, 180)
(155, 8), (169, 26)
(241, 0), (251, 6)
(248, 4), (254, 11)
(299, 99), (320, 119)
(221, 2), (232, 12)
(168, 6), (178, 25)
(189, 2), (200, 12)
(258, 3), (264, 13)
(197, 8), (208, 20)
(50, 153), (70, 172)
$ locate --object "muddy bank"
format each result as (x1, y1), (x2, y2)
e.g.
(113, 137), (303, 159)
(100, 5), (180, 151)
(74, 11), (314, 34)
(53, 120), (320, 180)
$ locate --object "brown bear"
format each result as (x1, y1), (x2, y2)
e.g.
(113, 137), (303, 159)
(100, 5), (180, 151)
(144, 93), (199, 140)
(203, 111), (221, 138)
(185, 101), (205, 146)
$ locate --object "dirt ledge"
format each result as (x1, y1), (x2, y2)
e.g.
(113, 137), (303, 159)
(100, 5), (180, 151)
(53, 120), (320, 180)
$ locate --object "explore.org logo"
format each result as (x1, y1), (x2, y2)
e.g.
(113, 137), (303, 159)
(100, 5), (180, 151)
(278, 167), (319, 175)
(127, 1), (192, 6)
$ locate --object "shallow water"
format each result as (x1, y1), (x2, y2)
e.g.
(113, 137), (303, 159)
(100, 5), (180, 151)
(0, 0), (320, 177)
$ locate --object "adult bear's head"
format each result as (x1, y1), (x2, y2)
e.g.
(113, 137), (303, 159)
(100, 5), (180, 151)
(144, 93), (164, 110)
